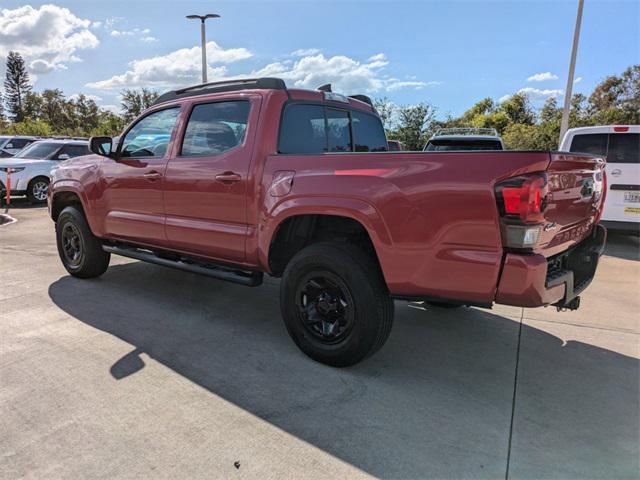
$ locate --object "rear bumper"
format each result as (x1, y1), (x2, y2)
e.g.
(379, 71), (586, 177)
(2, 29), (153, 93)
(495, 224), (606, 308)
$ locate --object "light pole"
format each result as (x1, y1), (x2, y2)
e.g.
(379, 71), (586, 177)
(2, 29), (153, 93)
(186, 13), (220, 84)
(559, 0), (584, 146)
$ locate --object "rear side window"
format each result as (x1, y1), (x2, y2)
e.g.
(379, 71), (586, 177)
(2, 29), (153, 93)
(279, 105), (326, 154)
(607, 133), (639, 164)
(569, 134), (608, 156)
(279, 104), (387, 154)
(327, 108), (351, 152)
(181, 101), (250, 157)
(352, 111), (388, 152)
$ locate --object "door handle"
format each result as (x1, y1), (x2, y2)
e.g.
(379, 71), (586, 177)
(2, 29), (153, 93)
(610, 169), (622, 177)
(215, 172), (242, 183)
(144, 171), (162, 181)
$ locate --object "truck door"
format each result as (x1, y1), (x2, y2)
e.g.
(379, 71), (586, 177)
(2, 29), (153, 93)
(162, 96), (260, 263)
(100, 106), (180, 246)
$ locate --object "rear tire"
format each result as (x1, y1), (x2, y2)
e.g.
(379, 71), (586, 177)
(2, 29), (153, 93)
(280, 242), (394, 367)
(56, 206), (110, 278)
(27, 177), (49, 204)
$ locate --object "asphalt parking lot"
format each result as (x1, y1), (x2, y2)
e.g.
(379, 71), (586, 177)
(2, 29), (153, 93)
(1, 203), (639, 479)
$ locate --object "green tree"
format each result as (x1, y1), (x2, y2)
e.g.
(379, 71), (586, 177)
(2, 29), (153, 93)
(121, 88), (159, 122)
(373, 97), (397, 133)
(394, 102), (436, 150)
(588, 64), (639, 124)
(3, 51), (32, 122)
(499, 93), (535, 125)
(502, 123), (542, 150)
(5, 119), (52, 136)
(461, 97), (495, 124)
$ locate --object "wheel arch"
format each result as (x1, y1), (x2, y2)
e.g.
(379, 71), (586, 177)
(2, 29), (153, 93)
(262, 199), (392, 280)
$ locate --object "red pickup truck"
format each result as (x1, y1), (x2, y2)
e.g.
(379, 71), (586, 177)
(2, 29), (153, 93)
(49, 78), (606, 366)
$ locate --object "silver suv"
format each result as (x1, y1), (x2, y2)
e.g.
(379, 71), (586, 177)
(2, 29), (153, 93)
(424, 128), (504, 151)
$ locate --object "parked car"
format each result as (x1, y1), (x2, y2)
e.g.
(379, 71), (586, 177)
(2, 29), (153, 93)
(0, 139), (90, 203)
(560, 125), (639, 234)
(49, 77), (606, 367)
(0, 135), (39, 157)
(424, 128), (504, 151)
(387, 139), (403, 151)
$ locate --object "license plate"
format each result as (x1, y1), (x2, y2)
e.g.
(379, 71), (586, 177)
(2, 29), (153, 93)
(624, 192), (640, 203)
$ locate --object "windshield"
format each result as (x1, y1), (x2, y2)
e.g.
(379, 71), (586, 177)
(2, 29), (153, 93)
(13, 142), (61, 159)
(425, 139), (503, 151)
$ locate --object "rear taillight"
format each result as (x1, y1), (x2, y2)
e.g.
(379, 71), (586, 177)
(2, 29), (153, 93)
(595, 169), (607, 223)
(495, 173), (548, 249)
(496, 173), (548, 223)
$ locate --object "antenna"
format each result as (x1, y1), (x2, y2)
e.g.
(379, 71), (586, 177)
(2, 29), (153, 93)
(317, 84), (332, 92)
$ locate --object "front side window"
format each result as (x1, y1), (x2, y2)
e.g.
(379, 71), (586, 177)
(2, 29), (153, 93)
(352, 111), (388, 152)
(607, 133), (639, 164)
(121, 107), (180, 158)
(569, 134), (608, 156)
(181, 101), (250, 156)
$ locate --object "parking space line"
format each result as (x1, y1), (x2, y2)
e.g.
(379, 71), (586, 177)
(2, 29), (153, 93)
(505, 306), (525, 480)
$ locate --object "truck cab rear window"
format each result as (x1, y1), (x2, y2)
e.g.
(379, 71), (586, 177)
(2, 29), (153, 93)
(279, 104), (387, 154)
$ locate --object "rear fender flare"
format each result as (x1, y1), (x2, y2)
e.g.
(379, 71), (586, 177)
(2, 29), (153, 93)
(258, 196), (392, 274)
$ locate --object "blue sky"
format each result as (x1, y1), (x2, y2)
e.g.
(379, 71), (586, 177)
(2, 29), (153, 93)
(0, 0), (638, 118)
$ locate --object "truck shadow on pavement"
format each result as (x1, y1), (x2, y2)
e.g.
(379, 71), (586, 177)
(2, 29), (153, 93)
(48, 262), (639, 479)
(604, 231), (640, 261)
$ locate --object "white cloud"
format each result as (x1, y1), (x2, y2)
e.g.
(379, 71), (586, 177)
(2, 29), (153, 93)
(100, 104), (120, 114)
(251, 53), (432, 93)
(500, 87), (564, 103)
(574, 76), (582, 84)
(87, 41), (252, 90)
(110, 27), (157, 42)
(527, 71), (559, 82)
(290, 48), (321, 57)
(0, 4), (99, 72)
(69, 93), (103, 103)
(386, 80), (442, 92)
(87, 45), (431, 95)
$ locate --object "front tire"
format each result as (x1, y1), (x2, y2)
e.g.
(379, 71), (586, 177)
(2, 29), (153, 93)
(27, 177), (49, 204)
(280, 242), (394, 367)
(56, 206), (110, 278)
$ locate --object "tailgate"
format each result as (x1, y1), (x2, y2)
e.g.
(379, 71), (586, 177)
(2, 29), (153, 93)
(539, 152), (606, 257)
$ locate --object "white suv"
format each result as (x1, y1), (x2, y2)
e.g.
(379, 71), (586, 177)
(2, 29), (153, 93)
(560, 125), (639, 234)
(0, 139), (90, 203)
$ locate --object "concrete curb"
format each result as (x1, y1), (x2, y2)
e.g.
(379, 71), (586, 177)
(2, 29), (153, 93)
(0, 213), (17, 227)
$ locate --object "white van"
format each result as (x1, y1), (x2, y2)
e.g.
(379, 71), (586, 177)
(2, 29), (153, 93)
(560, 125), (639, 233)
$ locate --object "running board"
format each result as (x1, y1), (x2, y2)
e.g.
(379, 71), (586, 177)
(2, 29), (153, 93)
(102, 245), (263, 286)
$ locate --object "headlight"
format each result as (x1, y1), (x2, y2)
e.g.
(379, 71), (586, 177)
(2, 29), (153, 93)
(0, 167), (25, 173)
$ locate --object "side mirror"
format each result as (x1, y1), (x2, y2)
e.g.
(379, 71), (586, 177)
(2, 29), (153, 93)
(89, 136), (113, 157)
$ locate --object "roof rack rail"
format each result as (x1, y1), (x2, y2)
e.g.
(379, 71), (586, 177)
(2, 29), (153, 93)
(152, 77), (287, 105)
(433, 127), (499, 137)
(349, 94), (373, 106)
